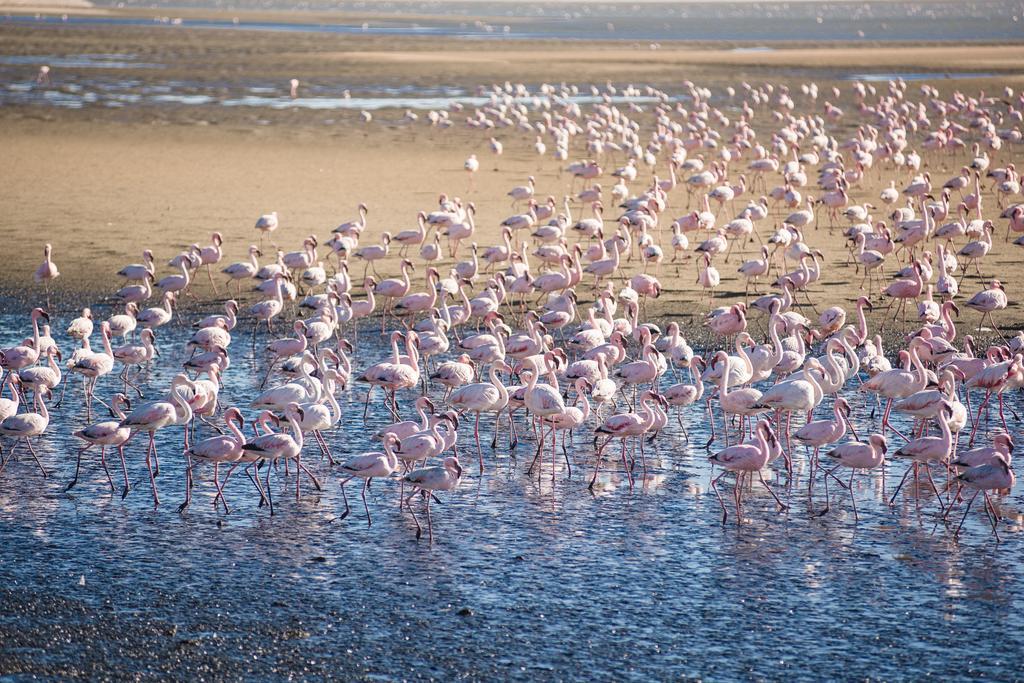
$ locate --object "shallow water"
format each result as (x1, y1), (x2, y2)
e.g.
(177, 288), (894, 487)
(0, 71), (1004, 114)
(0, 303), (1021, 678)
(1, 71), (670, 111)
(4, 1), (1024, 42)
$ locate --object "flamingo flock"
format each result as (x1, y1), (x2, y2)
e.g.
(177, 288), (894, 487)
(3, 76), (1024, 543)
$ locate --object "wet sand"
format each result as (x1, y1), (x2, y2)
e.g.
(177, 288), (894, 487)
(0, 14), (1022, 330)
(1, 11), (1024, 681)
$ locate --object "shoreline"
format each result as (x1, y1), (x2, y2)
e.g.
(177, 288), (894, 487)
(0, 21), (1021, 329)
(3, 4), (1024, 45)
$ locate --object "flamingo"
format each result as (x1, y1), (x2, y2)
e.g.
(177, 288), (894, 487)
(179, 407), (246, 513)
(118, 250), (155, 282)
(794, 396), (854, 489)
(859, 337), (928, 439)
(0, 308), (48, 371)
(964, 280), (1007, 336)
(34, 243), (59, 308)
(222, 246), (262, 296)
(68, 393), (132, 495)
(948, 455), (1015, 540)
(240, 402), (320, 514)
(339, 434), (401, 526)
(18, 345), (62, 409)
(449, 362), (513, 471)
(255, 211), (279, 248)
(708, 420), (787, 523)
(137, 292), (175, 330)
(157, 256), (192, 297)
(249, 272), (288, 343)
(820, 434), (887, 520)
(591, 390), (662, 490)
(67, 321), (116, 416)
(0, 387), (52, 478)
(401, 456), (463, 541)
(889, 404), (955, 510)
(119, 374), (194, 507)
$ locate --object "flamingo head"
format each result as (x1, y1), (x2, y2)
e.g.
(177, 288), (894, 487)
(285, 402), (305, 422)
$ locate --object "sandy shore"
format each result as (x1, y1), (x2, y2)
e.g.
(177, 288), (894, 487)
(0, 18), (1021, 330)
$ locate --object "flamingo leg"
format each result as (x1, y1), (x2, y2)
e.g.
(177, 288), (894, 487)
(425, 492), (434, 543)
(145, 433), (160, 507)
(406, 489), (422, 538)
(759, 470), (788, 512)
(214, 463), (236, 512)
(339, 476), (353, 520)
(888, 464), (914, 507)
(620, 439), (633, 491)
(361, 478), (372, 527)
(710, 470), (729, 522)
(117, 445), (130, 498)
(474, 412), (484, 473)
(66, 444), (90, 491)
(178, 454), (193, 514)
(954, 490), (980, 537)
(923, 465), (946, 514)
(264, 460), (275, 515)
(98, 445), (115, 492)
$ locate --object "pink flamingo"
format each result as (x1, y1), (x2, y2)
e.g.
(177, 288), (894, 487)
(334, 203), (369, 238)
(118, 250), (155, 282)
(590, 390), (662, 491)
(820, 433), (887, 520)
(889, 403), (955, 510)
(402, 456), (463, 542)
(708, 419), (787, 523)
(859, 337), (928, 439)
(69, 393), (132, 495)
(0, 308), (48, 371)
(119, 374), (194, 507)
(794, 396), (854, 489)
(180, 407), (246, 514)
(196, 231), (224, 292)
(222, 246), (261, 296)
(951, 433), (1013, 470)
(964, 279), (1007, 337)
(34, 243), (59, 309)
(18, 346), (62, 409)
(0, 387), (52, 478)
(534, 378), (592, 480)
(705, 303), (747, 337)
(240, 402), (320, 514)
(67, 321), (116, 416)
(449, 361), (513, 471)
(339, 434), (401, 526)
(249, 272), (288, 346)
(965, 352), (1022, 445)
(948, 454), (1015, 541)
(709, 351), (766, 447)
(254, 211), (279, 248)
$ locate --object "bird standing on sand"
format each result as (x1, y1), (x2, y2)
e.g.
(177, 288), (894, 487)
(34, 243), (59, 309)
(255, 211), (279, 249)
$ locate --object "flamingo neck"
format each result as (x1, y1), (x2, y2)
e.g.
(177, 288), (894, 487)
(171, 383), (194, 424)
(227, 416), (246, 443)
(287, 414), (303, 447)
